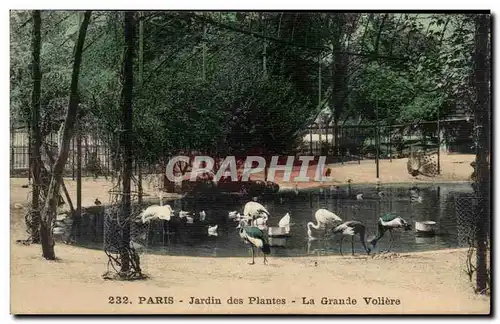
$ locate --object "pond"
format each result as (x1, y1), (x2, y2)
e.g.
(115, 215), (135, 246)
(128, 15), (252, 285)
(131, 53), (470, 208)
(79, 182), (478, 257)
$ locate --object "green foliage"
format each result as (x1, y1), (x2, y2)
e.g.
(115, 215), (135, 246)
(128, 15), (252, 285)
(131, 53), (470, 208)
(10, 12), (483, 166)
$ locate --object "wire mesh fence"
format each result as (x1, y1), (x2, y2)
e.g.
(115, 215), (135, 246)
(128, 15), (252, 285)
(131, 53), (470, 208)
(102, 191), (150, 279)
(454, 192), (491, 294)
(455, 193), (479, 247)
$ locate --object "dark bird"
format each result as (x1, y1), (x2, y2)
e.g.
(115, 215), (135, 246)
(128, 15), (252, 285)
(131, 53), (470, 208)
(330, 221), (371, 256)
(237, 219), (271, 265)
(94, 198), (102, 206)
(369, 213), (412, 252)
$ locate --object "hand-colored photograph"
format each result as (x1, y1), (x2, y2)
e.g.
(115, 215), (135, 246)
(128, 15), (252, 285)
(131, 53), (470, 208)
(9, 10), (491, 315)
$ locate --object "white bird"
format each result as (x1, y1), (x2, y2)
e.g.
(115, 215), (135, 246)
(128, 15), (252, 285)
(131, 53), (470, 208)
(179, 210), (191, 218)
(178, 211), (194, 223)
(139, 191), (173, 223)
(278, 212), (290, 228)
(243, 201), (270, 227)
(411, 195), (423, 203)
(409, 187), (423, 203)
(330, 221), (371, 256)
(307, 209), (342, 239)
(199, 210), (207, 222)
(208, 225), (218, 236)
(139, 205), (173, 223)
(228, 211), (242, 220)
(278, 212), (291, 233)
(356, 193), (364, 200)
(13, 203), (24, 209)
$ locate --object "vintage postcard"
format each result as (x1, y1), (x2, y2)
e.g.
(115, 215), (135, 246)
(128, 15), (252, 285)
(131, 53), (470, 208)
(9, 9), (491, 315)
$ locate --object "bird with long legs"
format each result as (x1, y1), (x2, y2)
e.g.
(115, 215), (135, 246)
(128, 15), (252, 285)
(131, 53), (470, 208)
(138, 192), (173, 244)
(307, 209), (342, 239)
(237, 219), (271, 265)
(243, 201), (270, 229)
(369, 213), (412, 252)
(330, 221), (371, 256)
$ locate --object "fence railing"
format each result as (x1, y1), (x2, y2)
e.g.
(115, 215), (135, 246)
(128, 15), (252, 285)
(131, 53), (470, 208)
(10, 128), (113, 178)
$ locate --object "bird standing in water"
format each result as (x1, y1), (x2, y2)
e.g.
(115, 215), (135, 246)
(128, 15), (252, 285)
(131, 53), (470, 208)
(369, 213), (412, 252)
(237, 219), (271, 265)
(330, 221), (371, 256)
(307, 209), (342, 239)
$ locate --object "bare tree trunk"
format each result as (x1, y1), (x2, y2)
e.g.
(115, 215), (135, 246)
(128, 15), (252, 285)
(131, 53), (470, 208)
(39, 11), (92, 260)
(75, 12), (83, 241)
(30, 10), (42, 243)
(75, 125), (82, 239)
(119, 11), (136, 273)
(330, 14), (347, 157)
(473, 13), (490, 294)
(137, 11), (144, 205)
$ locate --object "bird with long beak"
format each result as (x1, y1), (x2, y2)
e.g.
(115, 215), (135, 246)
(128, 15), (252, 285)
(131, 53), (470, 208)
(236, 219), (271, 265)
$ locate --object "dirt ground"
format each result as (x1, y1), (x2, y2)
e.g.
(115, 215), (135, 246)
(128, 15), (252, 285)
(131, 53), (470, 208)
(10, 153), (489, 315)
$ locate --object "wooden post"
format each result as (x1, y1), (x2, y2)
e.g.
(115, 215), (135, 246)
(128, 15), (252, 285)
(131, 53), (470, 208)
(10, 127), (14, 173)
(437, 110), (441, 174)
(389, 125), (392, 162)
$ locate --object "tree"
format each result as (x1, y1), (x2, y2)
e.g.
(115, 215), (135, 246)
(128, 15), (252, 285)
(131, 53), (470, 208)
(472, 13), (490, 294)
(119, 11), (136, 273)
(30, 10), (42, 243)
(39, 11), (92, 260)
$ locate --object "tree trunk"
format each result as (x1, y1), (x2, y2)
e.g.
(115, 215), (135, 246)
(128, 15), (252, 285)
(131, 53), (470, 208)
(137, 11), (144, 205)
(119, 11), (136, 273)
(75, 12), (83, 240)
(30, 10), (42, 243)
(473, 13), (490, 294)
(75, 126), (82, 239)
(39, 11), (92, 260)
(330, 14), (347, 157)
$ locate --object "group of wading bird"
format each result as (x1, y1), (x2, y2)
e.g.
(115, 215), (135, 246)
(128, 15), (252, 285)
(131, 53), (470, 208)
(136, 186), (423, 265)
(228, 200), (412, 265)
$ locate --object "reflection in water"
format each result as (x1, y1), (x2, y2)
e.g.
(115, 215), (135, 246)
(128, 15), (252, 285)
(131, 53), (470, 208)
(81, 182), (476, 257)
(415, 235), (438, 245)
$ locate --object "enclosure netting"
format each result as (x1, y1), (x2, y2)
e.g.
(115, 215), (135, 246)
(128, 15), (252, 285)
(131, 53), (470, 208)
(102, 177), (151, 280)
(455, 193), (491, 294)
